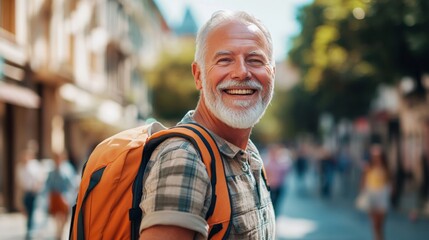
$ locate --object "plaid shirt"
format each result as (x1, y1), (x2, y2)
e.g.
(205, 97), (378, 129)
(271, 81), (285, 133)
(140, 111), (275, 239)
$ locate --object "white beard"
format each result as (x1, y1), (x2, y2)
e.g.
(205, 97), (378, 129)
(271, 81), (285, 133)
(201, 77), (273, 129)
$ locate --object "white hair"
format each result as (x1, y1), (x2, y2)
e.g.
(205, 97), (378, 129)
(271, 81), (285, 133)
(194, 10), (274, 71)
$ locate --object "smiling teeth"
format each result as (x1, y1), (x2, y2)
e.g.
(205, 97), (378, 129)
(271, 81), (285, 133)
(226, 89), (254, 95)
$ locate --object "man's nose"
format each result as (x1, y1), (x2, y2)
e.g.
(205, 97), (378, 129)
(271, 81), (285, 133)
(231, 59), (251, 80)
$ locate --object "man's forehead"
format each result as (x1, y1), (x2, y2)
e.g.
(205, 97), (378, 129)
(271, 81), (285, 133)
(212, 20), (261, 35)
(206, 21), (268, 49)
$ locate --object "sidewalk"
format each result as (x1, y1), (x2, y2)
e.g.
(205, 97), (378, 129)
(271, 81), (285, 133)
(0, 212), (29, 240)
(0, 211), (70, 240)
(2, 171), (428, 240)
(276, 171), (429, 240)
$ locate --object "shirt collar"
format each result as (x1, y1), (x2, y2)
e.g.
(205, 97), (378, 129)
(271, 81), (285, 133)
(179, 110), (255, 159)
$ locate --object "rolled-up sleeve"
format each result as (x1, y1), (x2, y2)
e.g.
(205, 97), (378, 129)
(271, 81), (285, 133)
(139, 138), (212, 238)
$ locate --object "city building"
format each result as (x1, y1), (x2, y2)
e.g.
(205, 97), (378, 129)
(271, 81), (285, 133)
(0, 0), (169, 212)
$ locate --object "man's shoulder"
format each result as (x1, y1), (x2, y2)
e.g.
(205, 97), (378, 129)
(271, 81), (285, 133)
(145, 136), (211, 185)
(151, 136), (200, 160)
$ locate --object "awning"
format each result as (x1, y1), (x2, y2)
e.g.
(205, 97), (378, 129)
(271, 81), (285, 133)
(0, 82), (40, 108)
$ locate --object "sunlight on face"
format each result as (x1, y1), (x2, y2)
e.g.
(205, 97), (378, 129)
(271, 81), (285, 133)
(199, 21), (275, 129)
(201, 74), (273, 129)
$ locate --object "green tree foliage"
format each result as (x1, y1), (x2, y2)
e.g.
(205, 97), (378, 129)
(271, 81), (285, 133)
(145, 41), (199, 123)
(357, 0), (429, 92)
(285, 0), (429, 137)
(280, 83), (320, 136)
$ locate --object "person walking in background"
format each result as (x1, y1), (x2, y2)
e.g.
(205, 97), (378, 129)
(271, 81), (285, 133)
(319, 145), (336, 198)
(359, 143), (391, 240)
(294, 144), (309, 193)
(337, 143), (353, 198)
(17, 142), (46, 239)
(264, 144), (292, 215)
(139, 10), (276, 239)
(45, 151), (78, 240)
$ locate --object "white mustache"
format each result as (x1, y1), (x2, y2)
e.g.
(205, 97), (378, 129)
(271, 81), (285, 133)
(217, 80), (263, 91)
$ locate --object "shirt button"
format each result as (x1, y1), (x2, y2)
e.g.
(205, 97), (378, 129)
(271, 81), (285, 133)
(241, 162), (249, 172)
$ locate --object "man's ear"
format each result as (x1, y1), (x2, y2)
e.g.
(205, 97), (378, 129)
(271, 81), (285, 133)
(192, 62), (202, 90)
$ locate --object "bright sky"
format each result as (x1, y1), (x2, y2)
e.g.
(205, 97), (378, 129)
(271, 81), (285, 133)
(154, 0), (313, 62)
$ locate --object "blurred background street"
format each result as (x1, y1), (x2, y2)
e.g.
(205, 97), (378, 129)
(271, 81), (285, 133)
(1, 168), (429, 240)
(277, 170), (429, 240)
(1, 0), (429, 239)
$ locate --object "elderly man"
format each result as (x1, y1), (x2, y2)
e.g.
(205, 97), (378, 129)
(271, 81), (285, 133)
(139, 10), (276, 240)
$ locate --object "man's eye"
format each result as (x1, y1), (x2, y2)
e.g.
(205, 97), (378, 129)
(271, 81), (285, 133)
(247, 59), (264, 66)
(217, 58), (232, 65)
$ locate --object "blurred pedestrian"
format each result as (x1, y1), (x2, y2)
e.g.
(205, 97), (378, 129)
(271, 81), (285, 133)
(319, 146), (336, 198)
(17, 142), (45, 239)
(359, 143), (391, 240)
(263, 144), (292, 215)
(45, 151), (78, 240)
(337, 144), (353, 197)
(294, 144), (308, 191)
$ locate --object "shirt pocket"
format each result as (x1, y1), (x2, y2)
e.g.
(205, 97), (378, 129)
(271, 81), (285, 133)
(232, 208), (259, 237)
(231, 206), (272, 239)
(228, 172), (258, 214)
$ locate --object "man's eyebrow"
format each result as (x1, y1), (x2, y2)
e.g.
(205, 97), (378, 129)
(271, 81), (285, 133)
(248, 51), (267, 58)
(211, 50), (268, 61)
(212, 50), (232, 59)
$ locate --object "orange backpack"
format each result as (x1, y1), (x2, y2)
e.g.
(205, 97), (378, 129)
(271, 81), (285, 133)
(69, 122), (232, 240)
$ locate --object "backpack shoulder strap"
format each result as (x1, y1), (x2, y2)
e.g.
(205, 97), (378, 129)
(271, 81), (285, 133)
(132, 122), (232, 240)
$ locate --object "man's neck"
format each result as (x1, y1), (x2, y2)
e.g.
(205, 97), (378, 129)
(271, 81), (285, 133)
(193, 104), (251, 150)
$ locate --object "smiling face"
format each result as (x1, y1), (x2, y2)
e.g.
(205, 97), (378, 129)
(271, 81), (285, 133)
(193, 20), (275, 129)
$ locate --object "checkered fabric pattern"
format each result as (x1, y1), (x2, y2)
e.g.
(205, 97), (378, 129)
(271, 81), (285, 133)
(140, 111), (275, 239)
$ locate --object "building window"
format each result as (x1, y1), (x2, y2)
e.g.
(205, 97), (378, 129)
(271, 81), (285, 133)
(0, 0), (16, 35)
